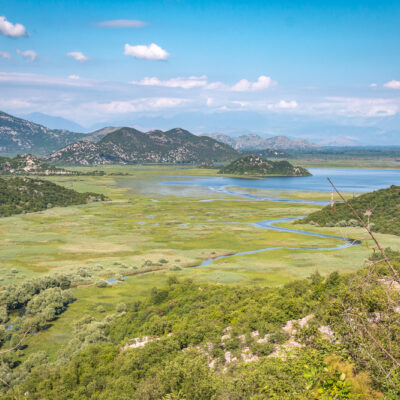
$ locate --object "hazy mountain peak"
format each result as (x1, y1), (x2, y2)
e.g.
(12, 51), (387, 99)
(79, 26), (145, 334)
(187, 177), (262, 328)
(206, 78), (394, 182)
(19, 112), (85, 133)
(0, 110), (85, 156)
(204, 133), (318, 151)
(83, 126), (121, 142)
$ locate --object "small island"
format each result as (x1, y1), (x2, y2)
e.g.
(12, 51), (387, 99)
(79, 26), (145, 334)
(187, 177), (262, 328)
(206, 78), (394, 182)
(218, 155), (311, 177)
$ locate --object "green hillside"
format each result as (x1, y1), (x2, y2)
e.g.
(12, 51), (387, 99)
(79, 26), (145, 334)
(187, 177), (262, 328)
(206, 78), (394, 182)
(299, 185), (400, 235)
(219, 155), (311, 176)
(45, 127), (239, 165)
(0, 177), (106, 217)
(7, 258), (399, 399)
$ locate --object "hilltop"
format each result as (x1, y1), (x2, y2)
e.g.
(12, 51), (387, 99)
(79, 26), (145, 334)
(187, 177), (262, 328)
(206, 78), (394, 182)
(0, 177), (107, 217)
(299, 185), (400, 235)
(204, 133), (319, 151)
(219, 155), (311, 176)
(0, 154), (76, 175)
(84, 126), (121, 142)
(45, 127), (239, 165)
(0, 111), (84, 156)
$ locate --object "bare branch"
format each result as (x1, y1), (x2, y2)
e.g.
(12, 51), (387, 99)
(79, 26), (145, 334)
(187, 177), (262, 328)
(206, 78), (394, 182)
(327, 178), (400, 282)
(0, 331), (28, 355)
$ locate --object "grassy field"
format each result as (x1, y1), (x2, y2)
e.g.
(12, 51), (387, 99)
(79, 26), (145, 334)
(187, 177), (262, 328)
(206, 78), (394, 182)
(2, 165), (400, 359)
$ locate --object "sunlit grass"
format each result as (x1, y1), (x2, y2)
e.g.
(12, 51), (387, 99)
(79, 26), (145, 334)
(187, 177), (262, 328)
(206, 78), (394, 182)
(3, 165), (400, 361)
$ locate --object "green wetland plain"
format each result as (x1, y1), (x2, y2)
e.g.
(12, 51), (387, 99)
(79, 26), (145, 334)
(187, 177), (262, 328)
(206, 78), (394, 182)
(2, 165), (400, 358)
(2, 163), (400, 399)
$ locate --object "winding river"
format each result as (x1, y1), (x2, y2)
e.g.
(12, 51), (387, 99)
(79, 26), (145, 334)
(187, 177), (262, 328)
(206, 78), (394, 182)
(106, 216), (359, 282)
(193, 217), (360, 267)
(113, 168), (400, 277)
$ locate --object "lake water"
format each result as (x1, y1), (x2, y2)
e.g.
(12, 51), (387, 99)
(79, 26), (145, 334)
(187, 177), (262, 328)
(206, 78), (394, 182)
(163, 168), (400, 194)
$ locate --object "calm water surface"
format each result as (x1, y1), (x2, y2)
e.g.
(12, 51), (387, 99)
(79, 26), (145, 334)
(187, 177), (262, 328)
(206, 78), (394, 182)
(163, 168), (400, 193)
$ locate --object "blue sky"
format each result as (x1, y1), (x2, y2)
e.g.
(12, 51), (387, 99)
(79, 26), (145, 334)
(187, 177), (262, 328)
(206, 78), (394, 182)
(0, 0), (399, 144)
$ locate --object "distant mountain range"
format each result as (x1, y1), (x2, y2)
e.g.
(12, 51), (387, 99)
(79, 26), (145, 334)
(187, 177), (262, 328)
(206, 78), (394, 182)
(219, 155), (311, 176)
(203, 133), (319, 151)
(0, 111), (85, 156)
(241, 149), (289, 158)
(0, 110), (325, 166)
(19, 112), (86, 133)
(45, 127), (239, 165)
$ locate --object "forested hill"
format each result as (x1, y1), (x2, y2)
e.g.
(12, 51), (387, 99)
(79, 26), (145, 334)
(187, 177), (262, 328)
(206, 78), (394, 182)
(0, 177), (106, 217)
(0, 154), (75, 175)
(44, 127), (239, 165)
(299, 185), (400, 235)
(219, 155), (311, 176)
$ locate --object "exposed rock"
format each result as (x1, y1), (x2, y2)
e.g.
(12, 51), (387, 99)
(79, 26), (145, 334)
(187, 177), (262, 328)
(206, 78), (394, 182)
(0, 154), (76, 175)
(318, 325), (335, 341)
(120, 336), (159, 351)
(282, 314), (314, 335)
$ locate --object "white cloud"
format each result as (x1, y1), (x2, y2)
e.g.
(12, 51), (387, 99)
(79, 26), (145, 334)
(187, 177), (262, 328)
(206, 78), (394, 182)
(16, 49), (37, 61)
(0, 98), (32, 109)
(67, 51), (89, 62)
(231, 79), (251, 92)
(0, 72), (94, 87)
(124, 43), (169, 60)
(131, 75), (208, 89)
(370, 83), (377, 88)
(310, 97), (399, 117)
(68, 74), (80, 80)
(98, 19), (148, 28)
(85, 97), (188, 115)
(0, 50), (11, 59)
(0, 16), (27, 38)
(268, 100), (298, 110)
(383, 80), (400, 89)
(205, 81), (225, 90)
(232, 100), (252, 107)
(232, 75), (274, 91)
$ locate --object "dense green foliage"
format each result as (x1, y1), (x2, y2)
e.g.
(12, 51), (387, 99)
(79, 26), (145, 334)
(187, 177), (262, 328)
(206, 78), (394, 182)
(299, 185), (400, 235)
(0, 275), (75, 390)
(0, 177), (106, 217)
(3, 253), (400, 399)
(219, 155), (311, 176)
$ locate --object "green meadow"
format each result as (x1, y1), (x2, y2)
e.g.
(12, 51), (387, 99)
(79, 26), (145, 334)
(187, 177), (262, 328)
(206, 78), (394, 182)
(2, 165), (400, 358)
